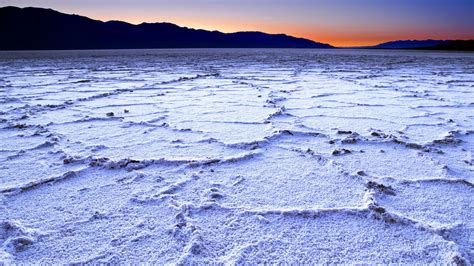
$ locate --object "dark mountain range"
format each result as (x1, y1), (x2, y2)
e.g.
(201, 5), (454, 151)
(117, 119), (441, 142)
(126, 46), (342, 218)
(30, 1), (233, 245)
(369, 39), (473, 51)
(427, 40), (474, 51)
(0, 6), (333, 50)
(370, 40), (448, 49)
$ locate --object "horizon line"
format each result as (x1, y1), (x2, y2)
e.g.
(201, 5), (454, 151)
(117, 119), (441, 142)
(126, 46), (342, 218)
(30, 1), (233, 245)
(2, 5), (474, 47)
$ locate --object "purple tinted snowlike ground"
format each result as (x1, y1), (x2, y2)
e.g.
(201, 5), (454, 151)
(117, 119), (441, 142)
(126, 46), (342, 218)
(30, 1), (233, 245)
(0, 49), (473, 263)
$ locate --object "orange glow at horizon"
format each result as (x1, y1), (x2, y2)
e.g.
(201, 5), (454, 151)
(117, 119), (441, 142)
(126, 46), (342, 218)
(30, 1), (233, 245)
(72, 11), (474, 47)
(3, 0), (474, 47)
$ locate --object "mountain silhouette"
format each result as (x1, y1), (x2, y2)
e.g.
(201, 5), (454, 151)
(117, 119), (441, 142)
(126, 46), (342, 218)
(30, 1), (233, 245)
(428, 40), (474, 51)
(0, 6), (333, 50)
(370, 40), (448, 49)
(369, 39), (473, 51)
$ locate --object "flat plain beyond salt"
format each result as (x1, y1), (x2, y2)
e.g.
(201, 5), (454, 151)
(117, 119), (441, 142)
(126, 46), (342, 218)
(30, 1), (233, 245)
(0, 49), (473, 264)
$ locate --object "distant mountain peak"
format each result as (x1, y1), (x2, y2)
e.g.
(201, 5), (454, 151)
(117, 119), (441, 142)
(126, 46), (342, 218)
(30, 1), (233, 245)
(369, 39), (473, 51)
(371, 40), (447, 49)
(0, 6), (333, 50)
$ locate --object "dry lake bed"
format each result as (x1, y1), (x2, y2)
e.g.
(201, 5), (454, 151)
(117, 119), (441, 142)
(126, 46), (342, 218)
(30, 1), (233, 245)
(0, 49), (473, 264)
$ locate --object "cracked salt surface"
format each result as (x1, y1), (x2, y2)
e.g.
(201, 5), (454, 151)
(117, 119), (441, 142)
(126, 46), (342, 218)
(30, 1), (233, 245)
(0, 49), (473, 264)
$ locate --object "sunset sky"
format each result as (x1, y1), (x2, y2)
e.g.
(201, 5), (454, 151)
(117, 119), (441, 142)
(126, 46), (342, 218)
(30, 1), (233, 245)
(1, 0), (473, 46)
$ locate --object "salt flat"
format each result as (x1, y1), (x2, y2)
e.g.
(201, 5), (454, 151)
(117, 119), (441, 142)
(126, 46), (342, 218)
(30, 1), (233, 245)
(0, 49), (473, 264)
